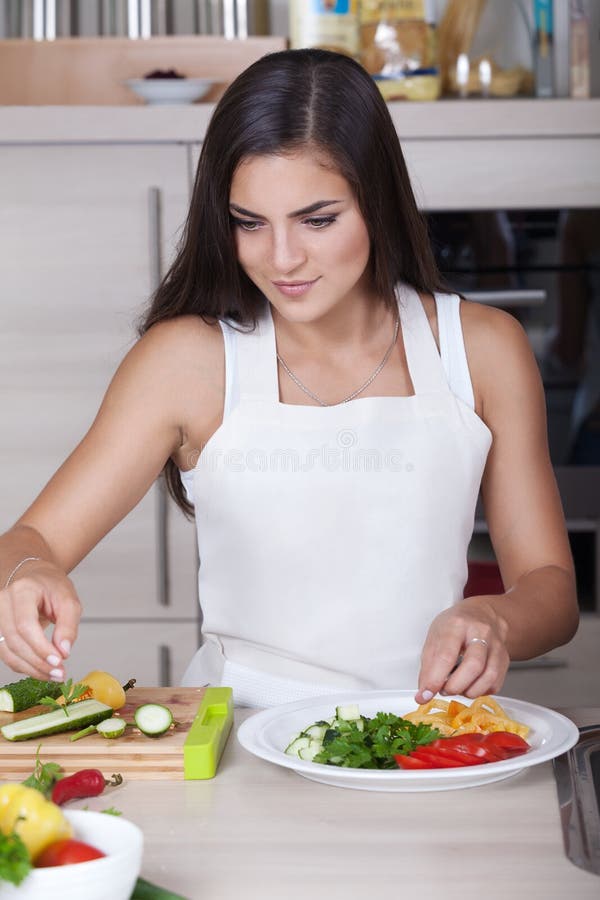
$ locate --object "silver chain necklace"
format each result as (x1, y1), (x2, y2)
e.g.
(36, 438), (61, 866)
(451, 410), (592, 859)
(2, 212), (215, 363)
(276, 314), (400, 407)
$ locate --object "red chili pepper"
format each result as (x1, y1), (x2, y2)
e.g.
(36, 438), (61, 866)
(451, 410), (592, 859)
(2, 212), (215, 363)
(51, 769), (123, 806)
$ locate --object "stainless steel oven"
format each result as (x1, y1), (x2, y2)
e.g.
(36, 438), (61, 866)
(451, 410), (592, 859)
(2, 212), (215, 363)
(425, 208), (600, 610)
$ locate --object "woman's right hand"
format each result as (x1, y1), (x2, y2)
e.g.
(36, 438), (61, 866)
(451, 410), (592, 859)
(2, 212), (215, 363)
(0, 561), (81, 681)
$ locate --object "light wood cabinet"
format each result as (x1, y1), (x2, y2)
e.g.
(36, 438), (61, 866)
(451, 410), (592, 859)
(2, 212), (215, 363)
(0, 143), (199, 682)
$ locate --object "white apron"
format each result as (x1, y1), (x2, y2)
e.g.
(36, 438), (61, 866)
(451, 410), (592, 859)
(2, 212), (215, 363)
(180, 284), (492, 707)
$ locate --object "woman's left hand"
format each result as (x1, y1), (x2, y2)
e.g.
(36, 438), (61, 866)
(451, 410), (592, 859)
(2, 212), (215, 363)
(415, 596), (510, 704)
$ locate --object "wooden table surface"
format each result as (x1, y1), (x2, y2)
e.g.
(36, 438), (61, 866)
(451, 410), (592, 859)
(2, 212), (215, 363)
(62, 706), (599, 900)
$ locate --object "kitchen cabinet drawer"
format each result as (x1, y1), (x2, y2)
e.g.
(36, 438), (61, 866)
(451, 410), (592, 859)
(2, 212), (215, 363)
(0, 620), (202, 688)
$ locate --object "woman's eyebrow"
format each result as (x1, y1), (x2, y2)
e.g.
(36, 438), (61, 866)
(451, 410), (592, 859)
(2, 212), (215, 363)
(229, 199), (343, 219)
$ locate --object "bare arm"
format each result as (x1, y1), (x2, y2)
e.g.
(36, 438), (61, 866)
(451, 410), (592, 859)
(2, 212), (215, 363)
(0, 316), (221, 680)
(416, 302), (579, 701)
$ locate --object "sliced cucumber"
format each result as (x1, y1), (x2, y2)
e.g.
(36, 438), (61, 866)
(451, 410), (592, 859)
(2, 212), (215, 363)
(303, 723), (328, 740)
(0, 699), (113, 742)
(134, 703), (173, 736)
(0, 676), (62, 713)
(96, 717), (127, 739)
(284, 736), (310, 756)
(335, 704), (361, 721)
(298, 744), (322, 761)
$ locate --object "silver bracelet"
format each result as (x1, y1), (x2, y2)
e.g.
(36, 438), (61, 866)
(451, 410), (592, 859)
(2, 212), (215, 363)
(4, 557), (42, 589)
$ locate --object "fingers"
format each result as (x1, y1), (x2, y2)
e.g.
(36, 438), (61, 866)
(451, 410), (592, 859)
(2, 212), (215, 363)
(0, 575), (81, 681)
(51, 601), (80, 662)
(442, 639), (508, 698)
(416, 610), (509, 703)
(416, 625), (464, 702)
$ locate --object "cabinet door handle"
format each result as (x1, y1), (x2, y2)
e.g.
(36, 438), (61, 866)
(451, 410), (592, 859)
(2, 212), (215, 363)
(148, 186), (162, 293)
(159, 644), (172, 687)
(148, 186), (170, 608)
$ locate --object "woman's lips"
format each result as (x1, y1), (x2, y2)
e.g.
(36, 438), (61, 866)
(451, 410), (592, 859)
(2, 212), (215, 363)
(272, 277), (320, 297)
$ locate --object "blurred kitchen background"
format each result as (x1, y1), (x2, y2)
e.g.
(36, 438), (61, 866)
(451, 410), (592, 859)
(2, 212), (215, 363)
(0, 1), (599, 704)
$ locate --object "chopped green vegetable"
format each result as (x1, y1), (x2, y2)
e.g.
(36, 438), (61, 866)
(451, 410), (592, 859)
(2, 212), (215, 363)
(134, 704), (173, 737)
(131, 876), (190, 900)
(40, 678), (90, 716)
(21, 745), (63, 796)
(96, 717), (127, 739)
(101, 806), (122, 816)
(69, 724), (98, 742)
(1, 699), (113, 742)
(0, 831), (32, 886)
(0, 677), (63, 713)
(288, 708), (441, 769)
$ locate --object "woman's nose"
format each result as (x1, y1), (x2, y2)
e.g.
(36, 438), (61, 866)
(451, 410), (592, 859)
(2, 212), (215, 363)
(270, 230), (307, 274)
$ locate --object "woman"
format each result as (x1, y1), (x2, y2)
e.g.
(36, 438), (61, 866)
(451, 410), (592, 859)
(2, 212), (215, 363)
(0, 50), (578, 708)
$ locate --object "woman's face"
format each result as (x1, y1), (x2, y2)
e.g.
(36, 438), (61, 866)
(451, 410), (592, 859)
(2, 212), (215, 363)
(229, 149), (373, 324)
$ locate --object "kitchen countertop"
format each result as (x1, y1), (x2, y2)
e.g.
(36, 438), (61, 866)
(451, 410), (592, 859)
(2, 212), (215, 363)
(71, 706), (598, 900)
(1, 99), (599, 144)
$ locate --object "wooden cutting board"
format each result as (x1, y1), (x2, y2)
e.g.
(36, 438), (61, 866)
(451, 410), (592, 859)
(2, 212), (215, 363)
(0, 686), (232, 781)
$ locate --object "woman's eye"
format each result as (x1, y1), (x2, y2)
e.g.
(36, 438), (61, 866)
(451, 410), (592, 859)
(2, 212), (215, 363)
(304, 216), (337, 229)
(232, 217), (262, 231)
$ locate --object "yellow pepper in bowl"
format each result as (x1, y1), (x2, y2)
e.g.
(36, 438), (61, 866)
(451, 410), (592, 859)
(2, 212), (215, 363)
(0, 784), (72, 861)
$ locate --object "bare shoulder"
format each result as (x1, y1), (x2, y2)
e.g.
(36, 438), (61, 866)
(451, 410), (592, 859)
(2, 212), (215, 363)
(111, 314), (225, 451)
(458, 299), (543, 423)
(124, 314), (223, 385)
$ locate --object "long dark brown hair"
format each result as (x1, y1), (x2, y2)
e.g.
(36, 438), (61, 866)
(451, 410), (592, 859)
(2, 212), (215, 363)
(140, 48), (444, 515)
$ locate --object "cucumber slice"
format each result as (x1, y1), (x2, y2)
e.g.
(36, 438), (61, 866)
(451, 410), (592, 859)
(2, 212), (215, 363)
(0, 699), (113, 742)
(96, 717), (126, 739)
(134, 703), (173, 736)
(284, 736), (310, 756)
(0, 677), (62, 713)
(303, 724), (327, 740)
(298, 744), (321, 761)
(335, 704), (361, 721)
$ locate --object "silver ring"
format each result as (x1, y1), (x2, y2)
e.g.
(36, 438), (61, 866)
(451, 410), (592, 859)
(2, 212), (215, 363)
(0, 635), (5, 643)
(468, 637), (489, 649)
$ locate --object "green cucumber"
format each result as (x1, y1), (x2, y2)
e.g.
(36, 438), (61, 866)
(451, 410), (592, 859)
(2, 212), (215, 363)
(335, 704), (361, 721)
(0, 699), (113, 742)
(134, 703), (173, 736)
(131, 876), (190, 900)
(0, 676), (63, 713)
(96, 717), (127, 739)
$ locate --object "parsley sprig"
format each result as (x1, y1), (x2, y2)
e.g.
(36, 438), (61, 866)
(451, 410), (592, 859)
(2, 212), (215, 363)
(21, 744), (63, 796)
(40, 679), (89, 717)
(0, 830), (31, 886)
(313, 712), (441, 769)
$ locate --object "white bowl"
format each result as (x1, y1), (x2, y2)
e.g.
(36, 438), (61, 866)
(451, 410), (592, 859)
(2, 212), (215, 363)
(0, 810), (143, 900)
(125, 77), (216, 105)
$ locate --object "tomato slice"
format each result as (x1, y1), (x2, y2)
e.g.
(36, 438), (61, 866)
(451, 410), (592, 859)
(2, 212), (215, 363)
(482, 732), (530, 757)
(424, 743), (485, 766)
(35, 839), (105, 868)
(429, 736), (504, 763)
(408, 748), (468, 768)
(394, 753), (431, 769)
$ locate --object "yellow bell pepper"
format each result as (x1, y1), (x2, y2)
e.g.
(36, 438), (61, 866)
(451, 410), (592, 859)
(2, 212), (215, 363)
(79, 671), (127, 710)
(0, 784), (72, 861)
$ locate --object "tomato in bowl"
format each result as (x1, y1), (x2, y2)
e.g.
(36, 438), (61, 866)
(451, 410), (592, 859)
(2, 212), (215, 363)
(0, 810), (143, 900)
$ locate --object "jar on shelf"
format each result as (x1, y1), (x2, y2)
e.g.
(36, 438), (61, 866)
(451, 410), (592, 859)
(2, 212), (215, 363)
(437, 0), (534, 98)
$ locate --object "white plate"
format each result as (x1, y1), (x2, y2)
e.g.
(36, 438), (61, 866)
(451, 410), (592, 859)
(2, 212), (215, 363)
(124, 78), (217, 105)
(236, 690), (579, 792)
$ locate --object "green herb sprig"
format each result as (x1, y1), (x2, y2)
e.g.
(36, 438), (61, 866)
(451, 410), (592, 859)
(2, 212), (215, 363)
(40, 679), (89, 717)
(313, 712), (441, 769)
(21, 744), (63, 796)
(0, 830), (31, 886)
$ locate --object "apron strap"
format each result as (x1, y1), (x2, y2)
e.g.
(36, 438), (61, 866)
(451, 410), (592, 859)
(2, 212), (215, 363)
(237, 303), (280, 404)
(397, 283), (450, 395)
